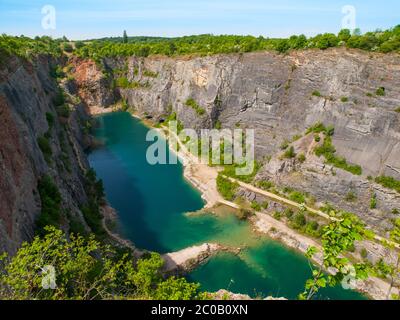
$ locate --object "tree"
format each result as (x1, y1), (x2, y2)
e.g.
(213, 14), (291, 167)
(123, 30), (128, 44)
(0, 227), (202, 300)
(299, 216), (373, 300)
(338, 29), (351, 42)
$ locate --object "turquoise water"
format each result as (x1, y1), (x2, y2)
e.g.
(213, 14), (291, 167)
(88, 111), (365, 300)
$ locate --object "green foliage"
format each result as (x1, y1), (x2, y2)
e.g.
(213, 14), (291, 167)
(0, 227), (201, 300)
(300, 218), (371, 300)
(340, 96), (349, 103)
(72, 26), (400, 61)
(74, 41), (85, 50)
(289, 191), (306, 204)
(251, 201), (261, 211)
(370, 193), (377, 209)
(114, 77), (150, 89)
(185, 98), (206, 116)
(360, 248), (368, 259)
(345, 191), (357, 202)
(36, 176), (62, 235)
(62, 42), (73, 53)
(0, 35), (63, 64)
(56, 104), (71, 118)
(256, 180), (274, 190)
(221, 161), (260, 183)
(52, 88), (65, 106)
(312, 90), (322, 97)
(284, 146), (296, 159)
(306, 122), (334, 136)
(143, 69), (158, 78)
(216, 174), (238, 201)
(315, 136), (362, 175)
(375, 176), (400, 193)
(37, 136), (52, 164)
(45, 112), (55, 130)
(292, 213), (307, 229)
(376, 87), (386, 96)
(298, 153), (306, 163)
(395, 107), (400, 113)
(214, 120), (222, 130)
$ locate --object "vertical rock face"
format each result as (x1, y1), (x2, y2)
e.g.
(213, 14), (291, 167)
(0, 56), (91, 254)
(73, 48), (400, 234)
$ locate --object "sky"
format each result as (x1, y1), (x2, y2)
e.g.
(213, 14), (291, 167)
(0, 0), (399, 40)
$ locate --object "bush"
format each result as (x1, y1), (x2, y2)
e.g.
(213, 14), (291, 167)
(376, 87), (386, 96)
(298, 153), (306, 163)
(340, 97), (349, 103)
(185, 98), (206, 116)
(292, 213), (307, 229)
(289, 191), (306, 204)
(216, 174), (238, 201)
(251, 201), (261, 211)
(257, 180), (274, 190)
(345, 192), (357, 202)
(370, 194), (377, 209)
(375, 176), (400, 193)
(360, 248), (368, 259)
(36, 176), (62, 235)
(284, 146), (296, 159)
(0, 227), (201, 300)
(62, 42), (73, 53)
(37, 136), (52, 163)
(312, 91), (322, 97)
(46, 112), (54, 129)
(315, 136), (362, 175)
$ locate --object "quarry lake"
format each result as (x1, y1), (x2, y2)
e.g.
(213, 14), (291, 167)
(88, 111), (364, 300)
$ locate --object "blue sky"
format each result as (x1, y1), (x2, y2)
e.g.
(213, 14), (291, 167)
(0, 0), (398, 40)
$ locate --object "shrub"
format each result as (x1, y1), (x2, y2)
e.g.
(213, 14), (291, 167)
(251, 201), (261, 211)
(273, 211), (282, 220)
(289, 191), (306, 204)
(284, 209), (294, 219)
(216, 174), (238, 201)
(36, 176), (62, 235)
(376, 87), (386, 96)
(345, 192), (357, 202)
(284, 146), (296, 159)
(280, 140), (289, 150)
(340, 96), (349, 103)
(315, 136), (362, 175)
(185, 98), (206, 116)
(395, 107), (400, 113)
(292, 213), (307, 229)
(257, 180), (274, 190)
(360, 248), (368, 259)
(62, 42), (73, 53)
(143, 69), (158, 78)
(237, 208), (253, 220)
(370, 194), (377, 209)
(37, 136), (52, 163)
(56, 104), (71, 118)
(46, 112), (54, 129)
(312, 91), (322, 97)
(375, 176), (400, 193)
(298, 153), (306, 163)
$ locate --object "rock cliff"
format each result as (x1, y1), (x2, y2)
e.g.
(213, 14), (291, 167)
(72, 48), (400, 235)
(0, 55), (93, 254)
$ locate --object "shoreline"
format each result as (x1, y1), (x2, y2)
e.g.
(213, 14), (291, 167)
(92, 108), (398, 300)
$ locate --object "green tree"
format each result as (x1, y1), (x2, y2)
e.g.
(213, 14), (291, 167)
(0, 227), (202, 300)
(299, 217), (373, 300)
(123, 30), (128, 44)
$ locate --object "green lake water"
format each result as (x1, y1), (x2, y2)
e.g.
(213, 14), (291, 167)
(88, 111), (365, 300)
